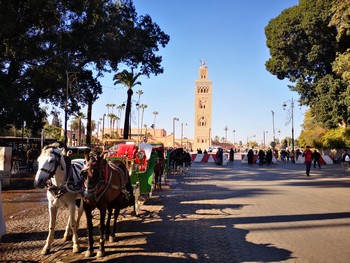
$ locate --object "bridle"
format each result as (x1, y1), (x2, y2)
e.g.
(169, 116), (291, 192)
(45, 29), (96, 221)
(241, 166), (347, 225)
(40, 148), (64, 181)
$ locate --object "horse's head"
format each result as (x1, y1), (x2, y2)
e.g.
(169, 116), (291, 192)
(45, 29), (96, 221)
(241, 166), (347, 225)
(82, 151), (105, 192)
(34, 143), (65, 188)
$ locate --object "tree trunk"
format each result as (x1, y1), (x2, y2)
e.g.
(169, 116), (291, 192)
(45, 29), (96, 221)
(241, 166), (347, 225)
(123, 89), (133, 139)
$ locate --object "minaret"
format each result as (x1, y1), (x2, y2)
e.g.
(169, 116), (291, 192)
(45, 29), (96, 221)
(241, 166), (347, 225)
(194, 60), (212, 152)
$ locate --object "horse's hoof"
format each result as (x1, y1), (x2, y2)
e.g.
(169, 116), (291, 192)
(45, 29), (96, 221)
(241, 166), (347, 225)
(41, 247), (50, 255)
(73, 245), (80, 253)
(85, 250), (93, 258)
(97, 250), (105, 258)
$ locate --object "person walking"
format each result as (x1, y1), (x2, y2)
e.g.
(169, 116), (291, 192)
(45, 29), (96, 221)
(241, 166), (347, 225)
(312, 150), (321, 168)
(266, 149), (273, 165)
(247, 148), (254, 166)
(258, 149), (265, 166)
(341, 149), (350, 175)
(229, 148), (234, 162)
(302, 146), (313, 176)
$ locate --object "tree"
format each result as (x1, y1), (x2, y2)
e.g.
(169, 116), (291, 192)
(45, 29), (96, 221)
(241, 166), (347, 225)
(265, 0), (350, 128)
(298, 110), (327, 148)
(0, 0), (169, 136)
(113, 69), (142, 139)
(72, 112), (86, 145)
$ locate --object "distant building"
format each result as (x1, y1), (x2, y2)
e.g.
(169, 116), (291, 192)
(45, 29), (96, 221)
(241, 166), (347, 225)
(193, 60), (212, 151)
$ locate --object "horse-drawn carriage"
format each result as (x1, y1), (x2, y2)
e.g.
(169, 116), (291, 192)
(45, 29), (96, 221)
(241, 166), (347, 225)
(106, 142), (165, 215)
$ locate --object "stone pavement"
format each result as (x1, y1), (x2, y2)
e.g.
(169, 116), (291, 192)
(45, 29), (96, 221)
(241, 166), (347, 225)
(0, 160), (349, 262)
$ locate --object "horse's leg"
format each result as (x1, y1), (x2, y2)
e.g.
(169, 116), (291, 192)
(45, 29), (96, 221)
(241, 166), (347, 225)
(97, 208), (106, 258)
(41, 203), (57, 255)
(105, 207), (113, 241)
(159, 170), (162, 190)
(76, 198), (84, 232)
(84, 206), (95, 258)
(154, 172), (159, 191)
(68, 201), (80, 253)
(110, 208), (120, 242)
(63, 217), (72, 241)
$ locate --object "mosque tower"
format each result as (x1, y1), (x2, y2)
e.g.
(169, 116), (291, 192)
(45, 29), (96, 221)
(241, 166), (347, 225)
(193, 60), (212, 152)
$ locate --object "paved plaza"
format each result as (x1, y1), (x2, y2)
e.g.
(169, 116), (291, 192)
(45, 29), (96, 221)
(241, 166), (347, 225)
(1, 159), (349, 262)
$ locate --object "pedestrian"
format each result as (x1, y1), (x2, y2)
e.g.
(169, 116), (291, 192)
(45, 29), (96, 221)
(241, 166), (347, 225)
(302, 146), (313, 176)
(26, 144), (39, 172)
(312, 149), (321, 168)
(216, 148), (223, 165)
(341, 149), (350, 175)
(247, 148), (254, 166)
(258, 149), (265, 166)
(229, 148), (234, 162)
(266, 149), (273, 165)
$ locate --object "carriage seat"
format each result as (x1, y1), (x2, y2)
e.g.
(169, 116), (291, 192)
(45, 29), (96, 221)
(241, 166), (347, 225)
(134, 151), (147, 171)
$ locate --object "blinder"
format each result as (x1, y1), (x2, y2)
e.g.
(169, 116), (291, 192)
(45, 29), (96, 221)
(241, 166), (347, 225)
(40, 150), (64, 180)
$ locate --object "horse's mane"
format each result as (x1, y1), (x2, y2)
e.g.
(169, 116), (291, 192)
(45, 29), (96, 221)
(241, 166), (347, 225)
(42, 143), (62, 155)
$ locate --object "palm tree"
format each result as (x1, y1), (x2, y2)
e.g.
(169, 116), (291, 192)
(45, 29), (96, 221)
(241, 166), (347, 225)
(72, 112), (86, 145)
(136, 90), (143, 141)
(107, 113), (117, 137)
(117, 104), (125, 135)
(140, 104), (148, 137)
(113, 69), (142, 139)
(153, 111), (158, 137)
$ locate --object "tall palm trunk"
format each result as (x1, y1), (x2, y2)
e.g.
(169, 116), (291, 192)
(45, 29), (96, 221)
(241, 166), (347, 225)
(123, 89), (133, 139)
(86, 98), (92, 146)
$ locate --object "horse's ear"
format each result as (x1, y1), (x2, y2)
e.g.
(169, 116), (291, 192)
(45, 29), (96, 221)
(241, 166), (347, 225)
(61, 147), (67, 156)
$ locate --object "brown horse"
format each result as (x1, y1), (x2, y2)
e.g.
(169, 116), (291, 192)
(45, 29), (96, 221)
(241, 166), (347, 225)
(82, 152), (134, 258)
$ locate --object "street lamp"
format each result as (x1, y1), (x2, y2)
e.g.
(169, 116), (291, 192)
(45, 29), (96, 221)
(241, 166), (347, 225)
(136, 90), (143, 143)
(153, 111), (158, 138)
(173, 117), (179, 147)
(102, 113), (106, 147)
(64, 71), (77, 147)
(271, 110), (275, 143)
(233, 130), (236, 145)
(263, 131), (268, 148)
(283, 98), (295, 160)
(247, 134), (256, 147)
(224, 126), (228, 142)
(181, 123), (187, 147)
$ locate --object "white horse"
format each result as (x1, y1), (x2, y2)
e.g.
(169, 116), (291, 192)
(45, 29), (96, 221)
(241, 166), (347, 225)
(34, 143), (85, 255)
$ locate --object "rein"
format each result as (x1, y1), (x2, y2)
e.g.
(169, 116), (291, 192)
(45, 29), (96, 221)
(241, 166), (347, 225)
(84, 160), (128, 204)
(41, 149), (72, 199)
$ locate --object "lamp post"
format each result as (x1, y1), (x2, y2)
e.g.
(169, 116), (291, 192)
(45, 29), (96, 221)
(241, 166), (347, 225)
(102, 114), (106, 147)
(263, 131), (268, 148)
(136, 90), (143, 144)
(181, 123), (187, 147)
(247, 134), (256, 147)
(283, 98), (295, 160)
(224, 126), (228, 142)
(173, 117), (179, 147)
(64, 71), (77, 147)
(233, 130), (236, 145)
(153, 111), (158, 138)
(271, 110), (275, 143)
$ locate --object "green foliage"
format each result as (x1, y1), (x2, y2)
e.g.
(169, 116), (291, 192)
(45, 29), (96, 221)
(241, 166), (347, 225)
(265, 0), (350, 128)
(44, 124), (62, 140)
(113, 69), (142, 139)
(0, 0), (169, 135)
(298, 110), (326, 148)
(322, 128), (350, 148)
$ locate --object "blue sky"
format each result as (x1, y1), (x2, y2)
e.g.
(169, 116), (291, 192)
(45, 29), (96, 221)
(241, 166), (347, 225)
(80, 0), (305, 145)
